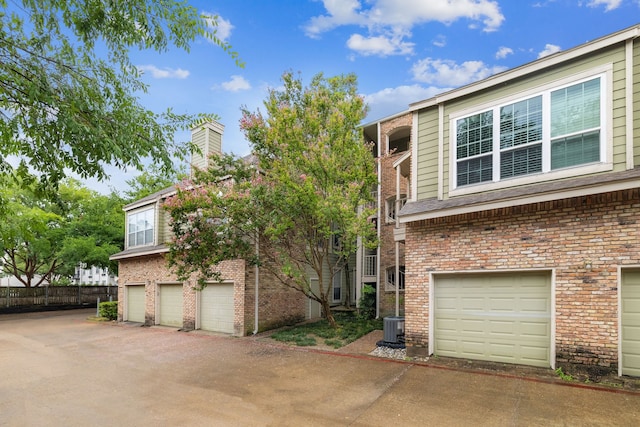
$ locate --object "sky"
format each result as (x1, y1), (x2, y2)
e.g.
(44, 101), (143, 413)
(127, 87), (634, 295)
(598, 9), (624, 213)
(86, 0), (640, 193)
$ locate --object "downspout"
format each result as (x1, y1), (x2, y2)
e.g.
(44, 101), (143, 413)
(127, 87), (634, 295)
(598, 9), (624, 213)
(395, 164), (401, 318)
(376, 122), (382, 319)
(253, 233), (259, 335)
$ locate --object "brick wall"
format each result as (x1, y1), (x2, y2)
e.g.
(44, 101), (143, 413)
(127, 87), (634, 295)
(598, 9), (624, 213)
(377, 113), (412, 315)
(117, 254), (246, 333)
(404, 189), (640, 370)
(117, 252), (305, 336)
(244, 258), (306, 334)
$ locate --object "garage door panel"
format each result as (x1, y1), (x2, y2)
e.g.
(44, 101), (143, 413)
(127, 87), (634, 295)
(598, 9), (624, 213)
(461, 297), (484, 310)
(200, 283), (234, 334)
(521, 346), (550, 363)
(622, 270), (640, 376)
(489, 320), (515, 336)
(520, 321), (549, 338)
(434, 272), (551, 368)
(460, 340), (485, 356)
(521, 298), (549, 312)
(126, 286), (145, 323)
(159, 285), (183, 328)
(460, 319), (486, 334)
(436, 297), (458, 310)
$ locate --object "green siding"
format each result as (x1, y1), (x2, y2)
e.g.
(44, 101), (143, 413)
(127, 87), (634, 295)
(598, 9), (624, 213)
(191, 127), (207, 171)
(415, 40), (638, 202)
(158, 206), (171, 245)
(634, 42), (640, 166)
(415, 108), (440, 200)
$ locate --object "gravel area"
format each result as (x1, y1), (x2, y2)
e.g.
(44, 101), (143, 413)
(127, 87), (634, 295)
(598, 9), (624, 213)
(370, 345), (429, 362)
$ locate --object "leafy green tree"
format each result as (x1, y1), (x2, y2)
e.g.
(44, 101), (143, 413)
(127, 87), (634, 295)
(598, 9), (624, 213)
(165, 72), (377, 327)
(123, 163), (188, 203)
(0, 0), (241, 189)
(0, 179), (124, 286)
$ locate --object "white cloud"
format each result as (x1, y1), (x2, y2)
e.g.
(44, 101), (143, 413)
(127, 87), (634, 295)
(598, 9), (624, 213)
(433, 35), (447, 48)
(364, 85), (448, 121)
(202, 12), (234, 42)
(347, 32), (415, 56)
(137, 65), (190, 79)
(305, 0), (505, 36)
(538, 43), (561, 58)
(304, 0), (367, 38)
(410, 58), (506, 87)
(214, 75), (251, 92)
(585, 0), (623, 11)
(304, 0), (504, 57)
(495, 46), (513, 59)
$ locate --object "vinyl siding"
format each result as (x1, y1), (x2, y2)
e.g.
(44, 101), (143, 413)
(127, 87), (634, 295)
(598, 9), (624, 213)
(158, 206), (171, 245)
(191, 127), (207, 171)
(633, 41), (640, 166)
(415, 108), (439, 200)
(415, 41), (635, 201)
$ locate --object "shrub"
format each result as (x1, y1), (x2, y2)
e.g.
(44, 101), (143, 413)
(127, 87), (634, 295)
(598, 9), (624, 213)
(98, 301), (118, 320)
(357, 284), (376, 320)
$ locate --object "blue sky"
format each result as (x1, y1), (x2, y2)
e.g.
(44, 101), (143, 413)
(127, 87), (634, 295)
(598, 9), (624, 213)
(90, 0), (640, 193)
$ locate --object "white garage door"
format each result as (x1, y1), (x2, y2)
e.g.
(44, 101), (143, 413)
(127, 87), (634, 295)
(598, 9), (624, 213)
(434, 272), (551, 368)
(126, 285), (145, 323)
(159, 284), (183, 328)
(200, 283), (235, 333)
(621, 269), (640, 377)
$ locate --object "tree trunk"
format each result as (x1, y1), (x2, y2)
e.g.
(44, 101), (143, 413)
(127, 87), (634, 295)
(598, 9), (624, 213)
(320, 298), (337, 328)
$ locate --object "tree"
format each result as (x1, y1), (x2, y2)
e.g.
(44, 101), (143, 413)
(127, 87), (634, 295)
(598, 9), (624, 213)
(0, 178), (124, 286)
(165, 72), (378, 327)
(0, 0), (241, 189)
(122, 163), (188, 203)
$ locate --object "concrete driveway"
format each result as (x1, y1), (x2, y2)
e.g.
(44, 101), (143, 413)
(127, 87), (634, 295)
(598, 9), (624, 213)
(1, 310), (639, 427)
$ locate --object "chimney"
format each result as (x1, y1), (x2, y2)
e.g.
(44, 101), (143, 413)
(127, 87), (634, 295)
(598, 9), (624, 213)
(190, 121), (224, 177)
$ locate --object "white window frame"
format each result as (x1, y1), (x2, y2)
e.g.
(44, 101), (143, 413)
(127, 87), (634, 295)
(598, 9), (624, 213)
(126, 207), (155, 248)
(332, 271), (342, 303)
(449, 65), (613, 197)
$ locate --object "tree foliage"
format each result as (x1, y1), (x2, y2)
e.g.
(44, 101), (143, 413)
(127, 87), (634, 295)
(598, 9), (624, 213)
(122, 163), (187, 203)
(0, 0), (241, 188)
(165, 72), (377, 327)
(0, 178), (124, 286)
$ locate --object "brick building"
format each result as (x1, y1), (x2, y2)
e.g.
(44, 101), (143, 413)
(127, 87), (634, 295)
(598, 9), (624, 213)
(110, 122), (306, 335)
(365, 24), (640, 377)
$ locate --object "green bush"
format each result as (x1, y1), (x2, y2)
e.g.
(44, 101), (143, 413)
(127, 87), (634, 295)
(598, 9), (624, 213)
(357, 284), (376, 320)
(98, 301), (118, 320)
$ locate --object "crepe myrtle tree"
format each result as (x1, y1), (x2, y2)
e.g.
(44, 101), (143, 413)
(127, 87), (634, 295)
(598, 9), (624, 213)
(0, 0), (241, 191)
(165, 72), (378, 327)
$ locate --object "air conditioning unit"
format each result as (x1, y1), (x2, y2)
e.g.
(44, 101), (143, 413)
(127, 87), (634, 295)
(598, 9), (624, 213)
(383, 316), (405, 344)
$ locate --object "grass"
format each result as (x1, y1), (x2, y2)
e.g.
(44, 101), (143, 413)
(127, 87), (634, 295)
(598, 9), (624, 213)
(270, 312), (383, 349)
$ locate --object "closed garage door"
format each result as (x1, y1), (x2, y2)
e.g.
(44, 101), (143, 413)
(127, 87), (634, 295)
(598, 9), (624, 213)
(621, 269), (640, 377)
(159, 284), (183, 328)
(126, 285), (145, 323)
(200, 283), (234, 333)
(434, 272), (551, 368)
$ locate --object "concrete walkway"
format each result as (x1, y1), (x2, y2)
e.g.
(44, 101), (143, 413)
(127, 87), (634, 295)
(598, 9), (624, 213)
(1, 309), (639, 426)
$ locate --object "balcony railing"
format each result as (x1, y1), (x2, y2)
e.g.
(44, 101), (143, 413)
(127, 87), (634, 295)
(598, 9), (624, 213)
(363, 254), (377, 276)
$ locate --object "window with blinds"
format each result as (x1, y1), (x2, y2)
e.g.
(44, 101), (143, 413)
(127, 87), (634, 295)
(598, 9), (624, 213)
(454, 74), (603, 188)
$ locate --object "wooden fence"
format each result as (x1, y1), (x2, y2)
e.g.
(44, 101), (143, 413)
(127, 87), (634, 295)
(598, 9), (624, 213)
(0, 286), (118, 309)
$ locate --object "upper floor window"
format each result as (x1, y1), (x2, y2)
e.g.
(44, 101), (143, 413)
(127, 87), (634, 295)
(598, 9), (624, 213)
(454, 74), (604, 188)
(127, 208), (154, 247)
